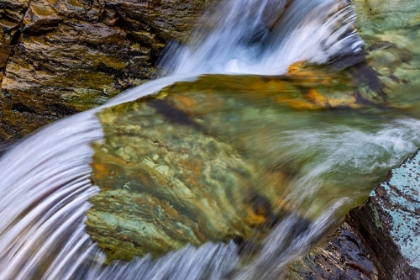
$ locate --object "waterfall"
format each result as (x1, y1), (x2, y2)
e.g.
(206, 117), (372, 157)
(0, 0), (419, 279)
(160, 0), (363, 75)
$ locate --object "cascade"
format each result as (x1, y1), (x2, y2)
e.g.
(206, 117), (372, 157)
(1, 0), (420, 279)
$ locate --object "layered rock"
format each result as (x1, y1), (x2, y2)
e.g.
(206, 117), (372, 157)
(289, 152), (420, 279)
(0, 0), (213, 143)
(347, 152), (420, 279)
(85, 63), (404, 263)
(287, 222), (378, 279)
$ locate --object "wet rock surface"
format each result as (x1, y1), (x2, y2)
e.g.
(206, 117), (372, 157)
(287, 222), (378, 280)
(287, 153), (420, 280)
(0, 0), (214, 144)
(86, 66), (406, 263)
(85, 72), (348, 262)
(352, 0), (420, 110)
(285, 1), (420, 278)
(347, 152), (420, 279)
(66, 0), (420, 277)
(3, 0), (420, 277)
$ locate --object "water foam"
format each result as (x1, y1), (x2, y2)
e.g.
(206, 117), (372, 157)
(160, 0), (363, 75)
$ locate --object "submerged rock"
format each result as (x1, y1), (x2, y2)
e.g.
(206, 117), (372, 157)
(352, 0), (420, 110)
(0, 0), (214, 143)
(86, 64), (401, 262)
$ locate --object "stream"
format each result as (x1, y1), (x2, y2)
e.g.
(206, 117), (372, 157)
(0, 0), (419, 279)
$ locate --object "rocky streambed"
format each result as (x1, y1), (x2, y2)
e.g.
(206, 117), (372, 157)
(1, 0), (420, 278)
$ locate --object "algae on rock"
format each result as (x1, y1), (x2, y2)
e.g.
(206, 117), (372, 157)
(86, 63), (408, 262)
(86, 0), (420, 263)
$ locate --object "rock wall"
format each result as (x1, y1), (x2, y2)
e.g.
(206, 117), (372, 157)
(289, 152), (420, 279)
(347, 152), (420, 279)
(0, 0), (213, 143)
(287, 222), (378, 279)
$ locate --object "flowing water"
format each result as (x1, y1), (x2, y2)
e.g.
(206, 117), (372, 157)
(0, 0), (419, 279)
(160, 0), (363, 75)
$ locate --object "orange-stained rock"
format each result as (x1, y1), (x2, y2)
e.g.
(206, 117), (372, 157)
(85, 70), (387, 262)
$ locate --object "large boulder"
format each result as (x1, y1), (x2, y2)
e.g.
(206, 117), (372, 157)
(85, 61), (404, 264)
(85, 71), (354, 262)
(347, 152), (420, 279)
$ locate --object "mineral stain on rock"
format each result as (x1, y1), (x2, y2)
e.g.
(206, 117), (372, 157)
(85, 66), (396, 262)
(86, 78), (291, 261)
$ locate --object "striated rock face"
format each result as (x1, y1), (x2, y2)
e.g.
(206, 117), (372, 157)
(0, 0), (214, 143)
(347, 152), (420, 279)
(287, 222), (378, 279)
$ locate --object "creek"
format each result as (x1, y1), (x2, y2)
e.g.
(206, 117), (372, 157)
(0, 0), (419, 279)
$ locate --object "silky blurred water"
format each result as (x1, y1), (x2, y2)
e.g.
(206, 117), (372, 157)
(160, 0), (362, 75)
(0, 0), (419, 279)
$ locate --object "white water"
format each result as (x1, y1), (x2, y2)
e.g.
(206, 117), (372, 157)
(0, 0), (418, 279)
(160, 0), (363, 75)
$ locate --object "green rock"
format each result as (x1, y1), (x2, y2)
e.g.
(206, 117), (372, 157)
(86, 67), (407, 262)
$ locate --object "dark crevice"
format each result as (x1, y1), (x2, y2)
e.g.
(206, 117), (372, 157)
(150, 46), (164, 67)
(10, 29), (21, 45)
(12, 103), (36, 113)
(349, 61), (387, 100)
(48, 103), (78, 116)
(21, 26), (62, 37)
(97, 62), (124, 77)
(148, 99), (204, 132)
